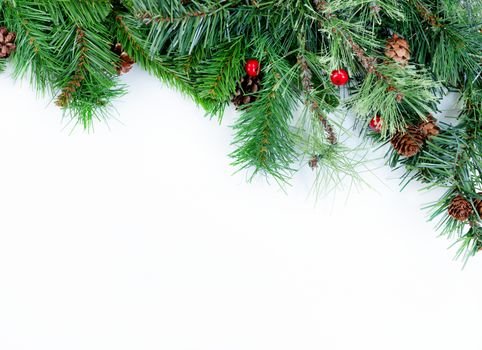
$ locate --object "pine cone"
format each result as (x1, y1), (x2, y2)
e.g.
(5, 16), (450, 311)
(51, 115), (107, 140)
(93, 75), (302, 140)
(474, 192), (482, 218)
(232, 74), (261, 108)
(419, 115), (440, 139)
(390, 125), (425, 157)
(385, 34), (410, 65)
(0, 27), (16, 58)
(308, 155), (319, 169)
(448, 195), (473, 222)
(112, 43), (134, 75)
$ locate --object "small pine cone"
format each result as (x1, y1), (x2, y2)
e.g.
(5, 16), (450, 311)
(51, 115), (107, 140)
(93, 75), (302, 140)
(232, 74), (261, 108)
(419, 115), (440, 139)
(112, 43), (135, 74)
(308, 155), (319, 169)
(390, 125), (425, 158)
(448, 195), (473, 222)
(385, 34), (410, 65)
(0, 27), (17, 58)
(312, 0), (325, 11)
(474, 193), (482, 218)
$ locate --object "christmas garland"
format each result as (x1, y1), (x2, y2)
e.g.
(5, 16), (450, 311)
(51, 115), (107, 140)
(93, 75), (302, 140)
(0, 1), (481, 262)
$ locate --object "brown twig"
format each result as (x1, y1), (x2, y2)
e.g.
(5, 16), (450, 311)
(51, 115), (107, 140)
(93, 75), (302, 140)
(345, 36), (404, 102)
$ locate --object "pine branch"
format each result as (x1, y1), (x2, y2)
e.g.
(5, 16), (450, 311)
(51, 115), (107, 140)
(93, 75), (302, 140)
(115, 13), (195, 96)
(193, 37), (244, 119)
(392, 88), (482, 262)
(231, 39), (298, 183)
(3, 1), (64, 92)
(52, 22), (124, 128)
(298, 55), (337, 145)
(133, 0), (236, 55)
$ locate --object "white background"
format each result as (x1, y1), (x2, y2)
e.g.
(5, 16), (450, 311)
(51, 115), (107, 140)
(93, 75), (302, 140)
(0, 66), (481, 350)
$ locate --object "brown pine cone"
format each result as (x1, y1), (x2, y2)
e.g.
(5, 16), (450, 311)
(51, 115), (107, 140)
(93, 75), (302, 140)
(419, 115), (440, 139)
(390, 125), (425, 158)
(112, 43), (135, 75)
(308, 155), (319, 169)
(0, 27), (16, 58)
(474, 192), (482, 218)
(385, 34), (410, 65)
(232, 74), (261, 108)
(448, 195), (473, 222)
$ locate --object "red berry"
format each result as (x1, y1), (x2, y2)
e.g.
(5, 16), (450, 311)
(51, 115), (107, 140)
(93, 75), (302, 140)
(245, 59), (260, 77)
(369, 115), (383, 133)
(330, 69), (349, 86)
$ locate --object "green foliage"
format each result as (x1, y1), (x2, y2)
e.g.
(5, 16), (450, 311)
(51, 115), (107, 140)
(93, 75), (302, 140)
(388, 0), (482, 88)
(134, 0), (235, 56)
(3, 1), (64, 92)
(231, 39), (299, 184)
(114, 13), (194, 96)
(193, 37), (244, 119)
(349, 65), (440, 135)
(389, 87), (482, 263)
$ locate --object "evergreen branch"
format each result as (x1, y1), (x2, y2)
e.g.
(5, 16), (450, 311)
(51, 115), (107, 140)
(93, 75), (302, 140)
(115, 13), (194, 95)
(55, 27), (87, 108)
(53, 23), (124, 128)
(193, 37), (244, 119)
(59, 0), (112, 26)
(391, 88), (482, 262)
(412, 0), (441, 27)
(298, 55), (337, 145)
(134, 1), (235, 55)
(348, 64), (439, 135)
(3, 1), (64, 92)
(231, 39), (298, 183)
